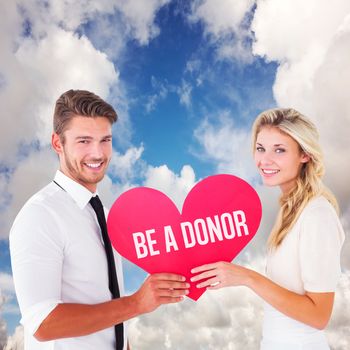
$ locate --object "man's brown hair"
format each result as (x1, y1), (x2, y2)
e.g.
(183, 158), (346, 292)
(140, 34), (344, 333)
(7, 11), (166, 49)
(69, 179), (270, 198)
(53, 89), (117, 138)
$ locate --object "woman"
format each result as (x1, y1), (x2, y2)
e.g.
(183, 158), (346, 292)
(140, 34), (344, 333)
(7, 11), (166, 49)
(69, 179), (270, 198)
(191, 108), (345, 349)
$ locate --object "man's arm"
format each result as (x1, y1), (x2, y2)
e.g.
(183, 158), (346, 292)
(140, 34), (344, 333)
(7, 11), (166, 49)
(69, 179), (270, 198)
(34, 273), (189, 341)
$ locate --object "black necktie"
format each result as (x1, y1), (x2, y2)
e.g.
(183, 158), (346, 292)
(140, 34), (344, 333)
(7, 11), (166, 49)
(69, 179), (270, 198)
(89, 195), (124, 350)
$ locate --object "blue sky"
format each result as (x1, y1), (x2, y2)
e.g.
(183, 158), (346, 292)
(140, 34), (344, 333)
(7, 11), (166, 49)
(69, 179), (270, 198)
(1, 1), (350, 349)
(101, 1), (276, 175)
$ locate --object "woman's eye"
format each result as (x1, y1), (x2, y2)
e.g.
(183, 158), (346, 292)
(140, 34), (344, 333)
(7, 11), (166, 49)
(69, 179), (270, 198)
(275, 148), (285, 153)
(256, 147), (264, 152)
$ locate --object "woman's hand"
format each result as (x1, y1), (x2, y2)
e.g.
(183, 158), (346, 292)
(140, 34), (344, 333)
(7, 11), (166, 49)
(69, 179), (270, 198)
(190, 261), (252, 289)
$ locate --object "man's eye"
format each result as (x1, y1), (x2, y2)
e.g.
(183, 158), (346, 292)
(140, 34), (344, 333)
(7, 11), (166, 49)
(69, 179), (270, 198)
(78, 140), (89, 144)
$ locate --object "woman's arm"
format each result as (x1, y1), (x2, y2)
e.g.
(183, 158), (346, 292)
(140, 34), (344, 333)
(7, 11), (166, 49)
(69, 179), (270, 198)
(191, 262), (334, 329)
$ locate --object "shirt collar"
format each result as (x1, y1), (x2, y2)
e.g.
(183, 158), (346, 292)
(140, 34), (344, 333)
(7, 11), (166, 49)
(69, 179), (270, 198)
(54, 170), (97, 210)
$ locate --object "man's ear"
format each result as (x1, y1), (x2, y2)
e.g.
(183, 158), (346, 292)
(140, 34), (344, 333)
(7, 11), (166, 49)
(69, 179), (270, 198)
(52, 133), (63, 154)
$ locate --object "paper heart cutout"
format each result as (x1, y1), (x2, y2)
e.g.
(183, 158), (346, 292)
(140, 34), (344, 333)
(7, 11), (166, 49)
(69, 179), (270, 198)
(107, 174), (262, 301)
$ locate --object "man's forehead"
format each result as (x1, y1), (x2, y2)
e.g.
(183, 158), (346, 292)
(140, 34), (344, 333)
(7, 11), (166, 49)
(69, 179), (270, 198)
(65, 116), (112, 131)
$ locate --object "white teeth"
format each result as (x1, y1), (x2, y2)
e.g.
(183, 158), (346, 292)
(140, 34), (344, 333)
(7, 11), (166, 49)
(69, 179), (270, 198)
(86, 163), (101, 168)
(262, 169), (279, 174)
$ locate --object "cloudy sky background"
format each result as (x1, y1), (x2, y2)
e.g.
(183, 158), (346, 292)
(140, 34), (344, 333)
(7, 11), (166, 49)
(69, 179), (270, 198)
(0, 0), (349, 349)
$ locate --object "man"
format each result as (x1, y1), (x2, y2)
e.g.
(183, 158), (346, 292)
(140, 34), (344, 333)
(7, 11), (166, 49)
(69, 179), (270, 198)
(10, 89), (189, 349)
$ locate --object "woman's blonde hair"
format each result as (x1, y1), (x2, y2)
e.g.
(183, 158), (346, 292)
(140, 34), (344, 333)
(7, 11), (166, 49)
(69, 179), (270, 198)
(252, 108), (338, 248)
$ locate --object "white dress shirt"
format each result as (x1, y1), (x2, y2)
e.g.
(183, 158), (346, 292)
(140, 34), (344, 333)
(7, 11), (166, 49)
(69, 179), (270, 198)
(10, 170), (126, 350)
(261, 196), (345, 349)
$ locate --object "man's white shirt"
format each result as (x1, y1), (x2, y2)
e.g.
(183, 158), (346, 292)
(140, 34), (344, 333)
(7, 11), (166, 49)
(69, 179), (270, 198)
(10, 170), (126, 350)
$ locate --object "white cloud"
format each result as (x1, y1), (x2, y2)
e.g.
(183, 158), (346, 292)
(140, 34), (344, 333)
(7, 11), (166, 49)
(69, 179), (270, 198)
(191, 0), (254, 37)
(185, 59), (204, 87)
(0, 2), (21, 53)
(0, 274), (20, 317)
(114, 0), (170, 45)
(339, 204), (350, 271)
(14, 0), (168, 46)
(99, 146), (146, 208)
(145, 77), (169, 113)
(0, 274), (15, 295)
(252, 0), (350, 62)
(15, 27), (119, 147)
(3, 326), (24, 350)
(177, 80), (193, 108)
(127, 290), (262, 350)
(145, 76), (195, 112)
(0, 148), (57, 239)
(0, 292), (8, 348)
(0, 277), (20, 348)
(109, 145), (145, 182)
(128, 257), (265, 350)
(143, 165), (197, 210)
(145, 94), (162, 113)
(99, 149), (198, 215)
(16, 0), (114, 36)
(0, 174), (9, 212)
(252, 0), (350, 210)
(189, 0), (255, 62)
(326, 272), (350, 349)
(0, 4), (120, 164)
(185, 59), (201, 74)
(194, 111), (256, 181)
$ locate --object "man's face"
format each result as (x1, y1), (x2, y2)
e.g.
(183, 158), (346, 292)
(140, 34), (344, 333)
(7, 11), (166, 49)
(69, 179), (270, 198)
(52, 116), (113, 192)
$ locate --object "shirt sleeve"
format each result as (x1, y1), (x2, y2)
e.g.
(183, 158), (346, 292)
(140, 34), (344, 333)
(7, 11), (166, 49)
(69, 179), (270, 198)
(299, 203), (345, 292)
(10, 202), (65, 335)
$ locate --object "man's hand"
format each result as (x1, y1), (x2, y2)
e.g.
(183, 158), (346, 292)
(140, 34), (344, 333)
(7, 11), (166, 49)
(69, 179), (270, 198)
(132, 273), (189, 314)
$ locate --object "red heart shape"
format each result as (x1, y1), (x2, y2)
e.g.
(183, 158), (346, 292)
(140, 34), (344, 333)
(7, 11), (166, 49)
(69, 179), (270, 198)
(107, 174), (262, 301)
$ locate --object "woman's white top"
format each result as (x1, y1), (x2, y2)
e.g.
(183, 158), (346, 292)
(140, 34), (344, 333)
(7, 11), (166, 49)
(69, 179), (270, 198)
(262, 196), (345, 349)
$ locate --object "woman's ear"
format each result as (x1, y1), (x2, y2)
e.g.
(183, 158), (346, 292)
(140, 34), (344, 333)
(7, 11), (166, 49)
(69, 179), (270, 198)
(301, 152), (310, 163)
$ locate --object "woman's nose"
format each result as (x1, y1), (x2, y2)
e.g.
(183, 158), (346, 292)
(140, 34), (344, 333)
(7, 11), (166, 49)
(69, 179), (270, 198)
(260, 152), (274, 166)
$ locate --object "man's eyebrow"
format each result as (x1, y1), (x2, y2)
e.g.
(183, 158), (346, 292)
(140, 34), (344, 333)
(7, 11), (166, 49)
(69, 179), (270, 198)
(75, 136), (93, 140)
(75, 135), (113, 140)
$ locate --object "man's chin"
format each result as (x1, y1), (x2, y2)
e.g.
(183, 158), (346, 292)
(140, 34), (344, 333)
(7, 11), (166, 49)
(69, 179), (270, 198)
(79, 173), (105, 187)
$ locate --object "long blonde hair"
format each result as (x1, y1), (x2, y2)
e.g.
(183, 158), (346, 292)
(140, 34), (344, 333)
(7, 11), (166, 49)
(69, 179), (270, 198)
(252, 108), (338, 248)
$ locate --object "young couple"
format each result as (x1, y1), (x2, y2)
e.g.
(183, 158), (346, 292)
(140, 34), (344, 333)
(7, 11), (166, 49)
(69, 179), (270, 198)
(10, 90), (344, 349)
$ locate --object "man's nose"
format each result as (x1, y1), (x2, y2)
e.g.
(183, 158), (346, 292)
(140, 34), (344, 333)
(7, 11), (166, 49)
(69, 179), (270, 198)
(90, 142), (104, 159)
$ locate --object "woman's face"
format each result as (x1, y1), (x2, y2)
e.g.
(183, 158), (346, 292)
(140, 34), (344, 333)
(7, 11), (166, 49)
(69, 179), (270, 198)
(254, 126), (309, 193)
